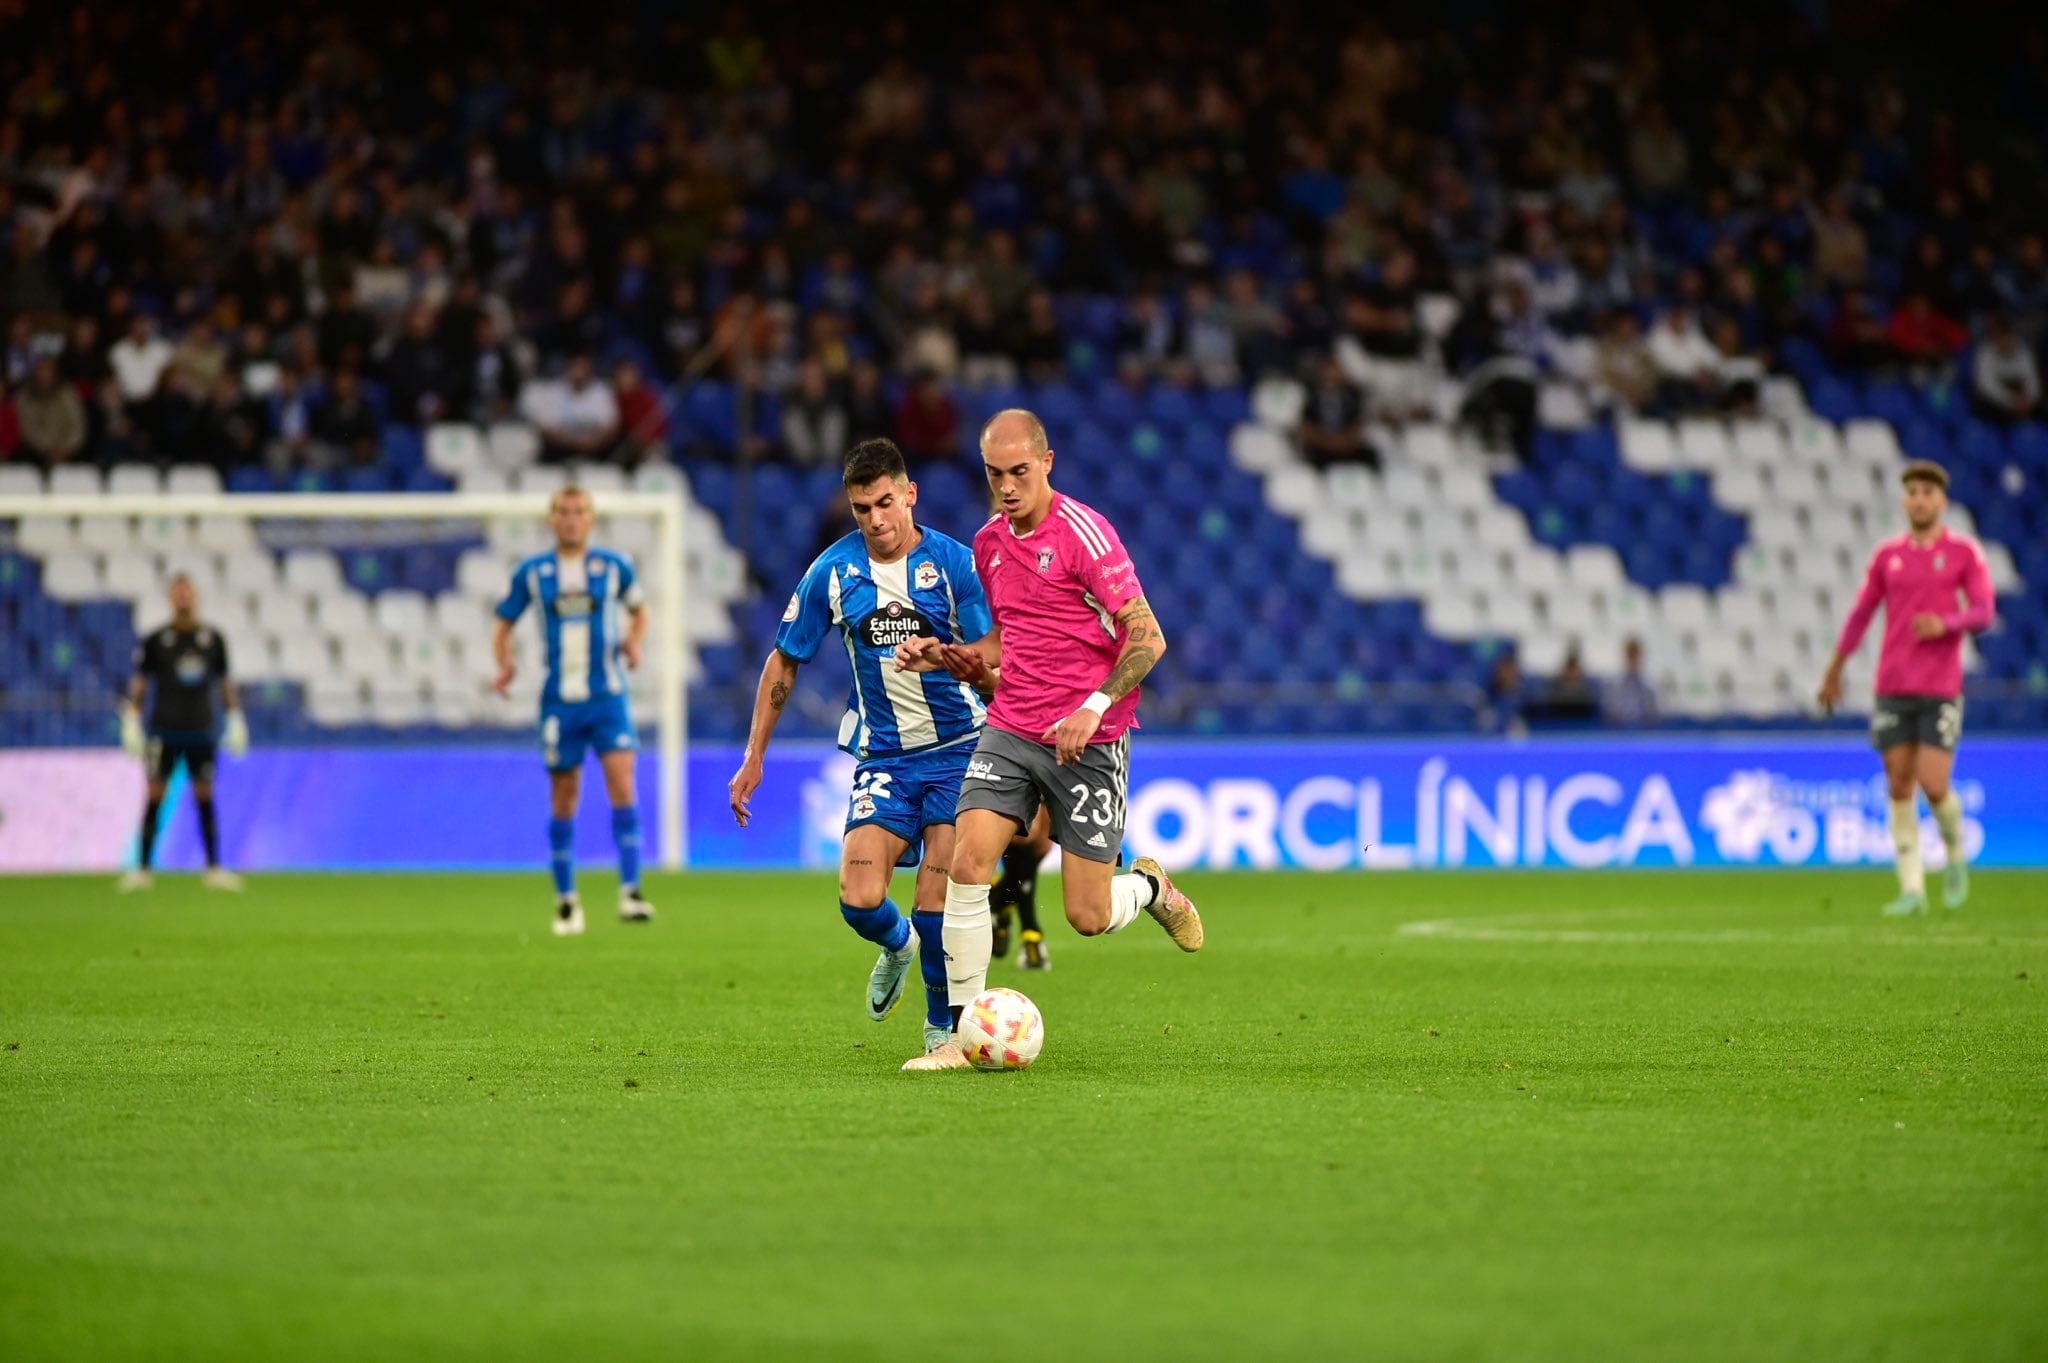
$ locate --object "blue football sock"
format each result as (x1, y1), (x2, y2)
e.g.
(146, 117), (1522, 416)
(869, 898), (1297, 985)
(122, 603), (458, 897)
(611, 805), (642, 892)
(840, 898), (910, 953)
(912, 909), (949, 1028)
(547, 817), (576, 898)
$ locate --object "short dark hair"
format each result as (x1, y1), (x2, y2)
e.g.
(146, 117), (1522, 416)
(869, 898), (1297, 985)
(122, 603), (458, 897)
(1900, 460), (1949, 491)
(843, 437), (907, 489)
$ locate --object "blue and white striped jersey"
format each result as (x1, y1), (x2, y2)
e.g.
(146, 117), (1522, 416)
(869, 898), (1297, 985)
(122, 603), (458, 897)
(496, 547), (645, 704)
(776, 527), (992, 759)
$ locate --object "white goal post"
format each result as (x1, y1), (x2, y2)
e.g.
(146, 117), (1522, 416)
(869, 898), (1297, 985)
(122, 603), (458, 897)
(0, 490), (693, 869)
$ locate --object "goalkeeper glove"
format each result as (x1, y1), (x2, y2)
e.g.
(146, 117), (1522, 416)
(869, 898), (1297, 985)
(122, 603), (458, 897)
(223, 709), (250, 758)
(120, 703), (145, 757)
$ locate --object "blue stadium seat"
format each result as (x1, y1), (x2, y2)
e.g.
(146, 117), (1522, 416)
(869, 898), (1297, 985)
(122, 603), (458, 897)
(1092, 383), (1140, 431)
(345, 465), (393, 493)
(1202, 387), (1250, 428)
(1806, 377), (1859, 424)
(1146, 384), (1197, 431)
(227, 465), (278, 493)
(1031, 382), (1086, 429)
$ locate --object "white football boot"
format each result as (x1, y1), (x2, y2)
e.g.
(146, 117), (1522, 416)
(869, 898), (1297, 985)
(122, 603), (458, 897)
(201, 868), (244, 892)
(553, 895), (586, 936)
(618, 887), (655, 923)
(902, 1035), (971, 1071)
(867, 925), (918, 1022)
(115, 869), (154, 893)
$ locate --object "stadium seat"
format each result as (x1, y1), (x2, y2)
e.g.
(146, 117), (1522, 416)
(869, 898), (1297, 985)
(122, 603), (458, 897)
(107, 465), (163, 497)
(49, 465), (104, 497)
(0, 464), (44, 497)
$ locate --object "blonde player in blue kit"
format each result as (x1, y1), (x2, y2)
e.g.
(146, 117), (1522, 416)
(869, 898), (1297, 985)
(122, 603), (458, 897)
(491, 486), (654, 935)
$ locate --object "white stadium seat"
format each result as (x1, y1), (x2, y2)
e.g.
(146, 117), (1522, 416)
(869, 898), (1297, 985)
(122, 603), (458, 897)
(40, 551), (101, 600)
(1263, 465), (1321, 517)
(107, 465), (163, 497)
(486, 422), (542, 469)
(100, 551), (159, 603)
(369, 684), (431, 727)
(334, 632), (397, 681)
(429, 680), (481, 728)
(1229, 424), (1290, 474)
(1250, 377), (1306, 430)
(136, 514), (195, 555)
(306, 678), (367, 727)
(49, 465), (104, 496)
(511, 464), (569, 495)
(165, 465), (224, 497)
(426, 423), (489, 476)
(1676, 418), (1730, 470)
(0, 464), (44, 496)
(569, 464), (627, 495)
(282, 550), (345, 595)
(251, 590), (313, 634)
(457, 466), (512, 495)
(74, 515), (133, 552)
(1730, 421), (1786, 468)
(1840, 419), (1898, 466)
(1619, 419), (1678, 472)
(632, 462), (691, 498)
(214, 546), (279, 591)
(315, 593), (374, 635)
(374, 590), (433, 636)
(195, 515), (261, 552)
(15, 515), (73, 554)
(273, 633), (333, 678)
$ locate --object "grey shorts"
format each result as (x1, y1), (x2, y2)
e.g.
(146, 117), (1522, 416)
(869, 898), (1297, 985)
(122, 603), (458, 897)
(956, 726), (1130, 863)
(1871, 694), (1963, 752)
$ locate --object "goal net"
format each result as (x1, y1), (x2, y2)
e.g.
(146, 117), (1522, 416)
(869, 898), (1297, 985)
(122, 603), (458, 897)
(0, 465), (740, 869)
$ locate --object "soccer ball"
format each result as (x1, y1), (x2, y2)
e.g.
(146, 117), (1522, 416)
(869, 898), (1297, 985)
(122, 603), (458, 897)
(958, 987), (1044, 1071)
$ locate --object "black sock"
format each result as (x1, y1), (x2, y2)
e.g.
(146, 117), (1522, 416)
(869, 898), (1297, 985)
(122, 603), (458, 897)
(1004, 845), (1043, 933)
(949, 1004), (963, 1032)
(196, 798), (219, 868)
(139, 799), (162, 869)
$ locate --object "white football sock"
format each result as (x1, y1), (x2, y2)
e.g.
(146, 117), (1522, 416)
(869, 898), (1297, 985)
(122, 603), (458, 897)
(943, 879), (992, 1009)
(1929, 790), (1965, 863)
(1889, 798), (1925, 896)
(1104, 872), (1156, 933)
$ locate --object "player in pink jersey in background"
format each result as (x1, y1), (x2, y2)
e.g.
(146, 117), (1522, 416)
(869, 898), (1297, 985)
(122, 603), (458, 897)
(892, 408), (1203, 1071)
(1819, 460), (1996, 916)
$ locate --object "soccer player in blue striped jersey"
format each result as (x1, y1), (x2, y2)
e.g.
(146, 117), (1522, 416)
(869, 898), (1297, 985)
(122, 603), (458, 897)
(491, 485), (653, 936)
(728, 439), (993, 1058)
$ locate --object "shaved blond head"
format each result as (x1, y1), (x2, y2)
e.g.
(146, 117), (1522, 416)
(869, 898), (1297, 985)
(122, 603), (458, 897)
(979, 409), (1049, 456)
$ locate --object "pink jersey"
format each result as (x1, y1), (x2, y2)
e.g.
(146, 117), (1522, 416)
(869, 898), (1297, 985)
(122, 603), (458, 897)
(1834, 527), (1995, 698)
(973, 492), (1146, 744)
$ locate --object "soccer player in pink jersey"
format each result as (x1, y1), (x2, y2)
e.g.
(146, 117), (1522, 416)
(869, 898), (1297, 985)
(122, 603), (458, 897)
(1818, 460), (1996, 915)
(892, 409), (1203, 1071)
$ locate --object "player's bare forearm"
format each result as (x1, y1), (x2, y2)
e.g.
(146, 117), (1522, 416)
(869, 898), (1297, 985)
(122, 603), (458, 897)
(126, 675), (146, 710)
(221, 679), (240, 711)
(491, 619), (515, 671)
(1101, 596), (1167, 701)
(744, 649), (802, 758)
(626, 605), (648, 649)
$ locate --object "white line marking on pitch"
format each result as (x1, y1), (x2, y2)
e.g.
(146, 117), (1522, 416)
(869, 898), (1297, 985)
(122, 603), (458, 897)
(1394, 910), (2048, 949)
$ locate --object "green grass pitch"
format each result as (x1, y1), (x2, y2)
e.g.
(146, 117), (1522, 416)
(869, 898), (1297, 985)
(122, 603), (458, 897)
(3, 868), (2045, 1362)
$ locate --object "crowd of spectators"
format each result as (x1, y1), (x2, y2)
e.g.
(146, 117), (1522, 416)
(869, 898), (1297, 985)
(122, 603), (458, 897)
(1, 1), (2046, 482)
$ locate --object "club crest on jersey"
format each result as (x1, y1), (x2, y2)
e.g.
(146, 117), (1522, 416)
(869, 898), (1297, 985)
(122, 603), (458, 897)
(782, 593), (801, 622)
(1934, 553), (1945, 569)
(914, 560), (940, 590)
(1037, 549), (1054, 572)
(1889, 555), (1903, 572)
(861, 599), (933, 648)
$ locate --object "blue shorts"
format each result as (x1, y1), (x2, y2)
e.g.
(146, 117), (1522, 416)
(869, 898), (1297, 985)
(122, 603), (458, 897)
(846, 742), (973, 867)
(540, 695), (637, 771)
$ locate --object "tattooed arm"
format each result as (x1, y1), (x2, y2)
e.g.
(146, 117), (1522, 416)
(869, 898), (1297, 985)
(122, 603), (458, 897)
(1101, 596), (1168, 701)
(730, 648), (802, 826)
(1040, 596), (1169, 764)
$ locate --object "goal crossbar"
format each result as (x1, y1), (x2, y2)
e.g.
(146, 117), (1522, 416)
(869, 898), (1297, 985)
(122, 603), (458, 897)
(0, 491), (693, 869)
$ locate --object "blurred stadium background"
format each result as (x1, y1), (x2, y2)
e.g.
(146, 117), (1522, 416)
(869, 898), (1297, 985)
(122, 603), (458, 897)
(0, 0), (2044, 871)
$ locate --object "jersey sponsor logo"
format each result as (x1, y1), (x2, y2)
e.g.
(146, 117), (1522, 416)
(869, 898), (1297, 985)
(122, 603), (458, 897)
(174, 655), (208, 685)
(914, 561), (940, 590)
(861, 601), (933, 649)
(782, 592), (801, 622)
(553, 591), (594, 618)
